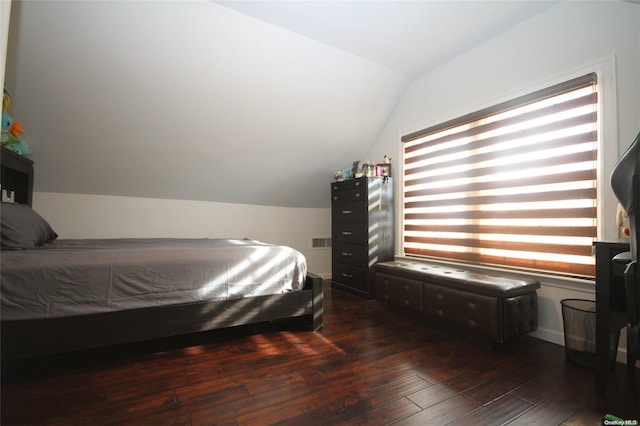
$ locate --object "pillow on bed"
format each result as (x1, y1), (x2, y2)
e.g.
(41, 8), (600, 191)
(1, 203), (58, 249)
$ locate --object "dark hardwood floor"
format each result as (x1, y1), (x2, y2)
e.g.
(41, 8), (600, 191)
(2, 281), (638, 425)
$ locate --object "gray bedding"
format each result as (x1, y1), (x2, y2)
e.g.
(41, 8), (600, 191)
(1, 238), (307, 321)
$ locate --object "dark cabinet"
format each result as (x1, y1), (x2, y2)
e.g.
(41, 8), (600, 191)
(331, 177), (393, 298)
(375, 273), (423, 312)
(0, 147), (34, 206)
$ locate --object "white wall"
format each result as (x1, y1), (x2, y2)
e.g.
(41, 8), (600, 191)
(0, 0), (10, 90)
(5, 1), (404, 208)
(367, 1), (640, 359)
(33, 192), (332, 278)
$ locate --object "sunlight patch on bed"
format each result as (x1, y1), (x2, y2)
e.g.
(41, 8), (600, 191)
(198, 246), (306, 300)
(199, 294), (311, 330)
(197, 247), (270, 298)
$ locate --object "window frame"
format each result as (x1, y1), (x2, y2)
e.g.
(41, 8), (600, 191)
(397, 58), (619, 280)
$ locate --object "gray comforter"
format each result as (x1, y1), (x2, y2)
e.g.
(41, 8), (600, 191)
(1, 238), (307, 320)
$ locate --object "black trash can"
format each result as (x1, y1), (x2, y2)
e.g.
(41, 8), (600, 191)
(560, 298), (619, 368)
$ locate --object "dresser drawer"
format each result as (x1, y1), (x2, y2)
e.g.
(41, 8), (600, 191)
(331, 188), (366, 204)
(332, 263), (369, 293)
(332, 201), (367, 224)
(332, 224), (368, 244)
(333, 243), (368, 267)
(375, 273), (423, 312)
(331, 178), (366, 193)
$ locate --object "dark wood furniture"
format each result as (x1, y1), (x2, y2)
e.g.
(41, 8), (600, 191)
(594, 240), (630, 395)
(0, 149), (323, 360)
(373, 260), (539, 344)
(1, 279), (323, 359)
(330, 177), (394, 298)
(0, 147), (34, 206)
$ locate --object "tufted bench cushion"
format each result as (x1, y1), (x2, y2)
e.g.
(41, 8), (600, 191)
(373, 261), (540, 344)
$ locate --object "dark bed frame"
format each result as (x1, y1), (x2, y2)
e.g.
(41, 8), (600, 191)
(0, 147), (323, 359)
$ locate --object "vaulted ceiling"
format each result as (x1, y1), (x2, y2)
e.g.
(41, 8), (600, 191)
(5, 0), (556, 208)
(216, 1), (558, 79)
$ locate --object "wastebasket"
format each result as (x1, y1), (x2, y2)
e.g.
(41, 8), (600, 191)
(560, 298), (619, 368)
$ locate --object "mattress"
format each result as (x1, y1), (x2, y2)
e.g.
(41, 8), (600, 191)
(1, 238), (307, 321)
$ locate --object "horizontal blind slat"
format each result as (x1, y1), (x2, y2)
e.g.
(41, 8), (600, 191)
(405, 168), (596, 199)
(405, 113), (597, 165)
(404, 187), (596, 210)
(404, 207), (596, 220)
(404, 224), (596, 238)
(403, 236), (594, 257)
(402, 248), (595, 276)
(405, 143), (596, 183)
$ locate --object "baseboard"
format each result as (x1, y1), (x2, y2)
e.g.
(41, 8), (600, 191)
(530, 326), (638, 367)
(529, 327), (564, 346)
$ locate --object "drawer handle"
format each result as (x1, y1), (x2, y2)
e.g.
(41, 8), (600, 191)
(342, 272), (353, 278)
(355, 181), (361, 187)
(342, 252), (353, 257)
(333, 196), (339, 201)
(355, 193), (361, 198)
(342, 231), (352, 236)
(333, 185), (338, 190)
(341, 210), (352, 214)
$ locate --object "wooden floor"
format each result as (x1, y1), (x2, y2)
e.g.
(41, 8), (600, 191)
(2, 282), (639, 426)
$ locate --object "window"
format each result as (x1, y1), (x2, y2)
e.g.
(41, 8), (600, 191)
(402, 73), (598, 278)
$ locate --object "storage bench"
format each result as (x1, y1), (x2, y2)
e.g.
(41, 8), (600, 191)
(373, 261), (540, 344)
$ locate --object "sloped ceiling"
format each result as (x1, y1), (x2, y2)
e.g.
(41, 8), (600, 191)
(215, 1), (558, 79)
(5, 0), (556, 208)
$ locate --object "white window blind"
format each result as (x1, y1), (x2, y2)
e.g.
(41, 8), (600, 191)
(402, 73), (598, 277)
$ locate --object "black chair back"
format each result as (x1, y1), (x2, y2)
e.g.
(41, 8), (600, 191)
(611, 131), (640, 325)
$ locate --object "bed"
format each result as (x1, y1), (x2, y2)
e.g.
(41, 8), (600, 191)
(0, 147), (323, 359)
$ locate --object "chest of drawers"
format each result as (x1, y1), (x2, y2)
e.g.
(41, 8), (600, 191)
(330, 177), (394, 298)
